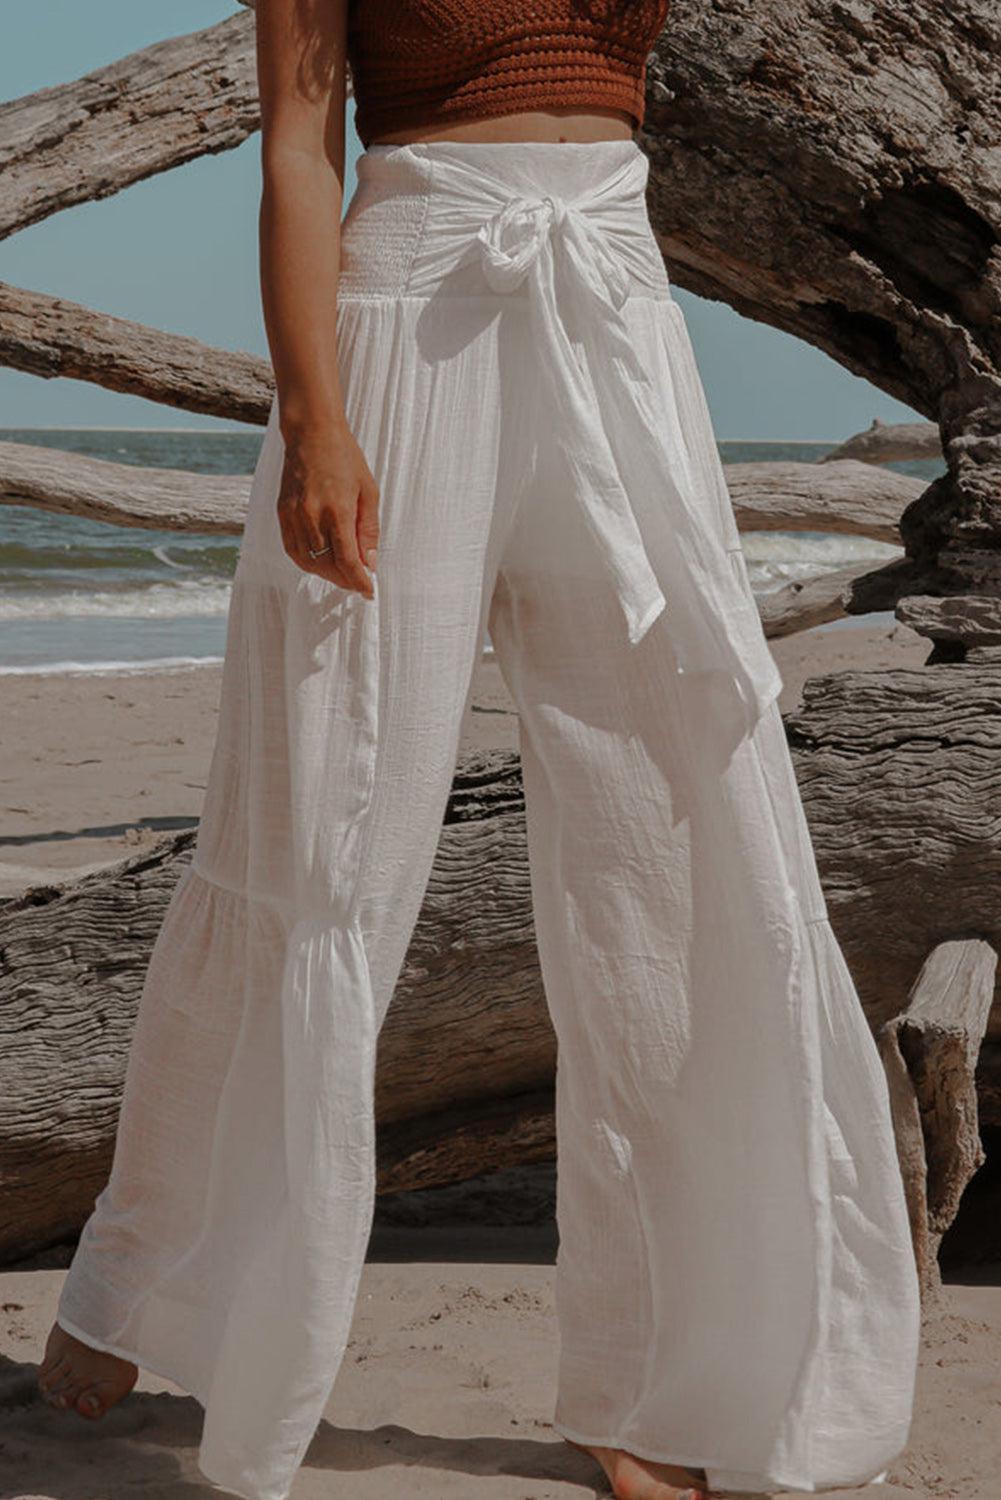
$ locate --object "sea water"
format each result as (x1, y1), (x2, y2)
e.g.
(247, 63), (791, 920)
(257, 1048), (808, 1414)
(0, 429), (943, 676)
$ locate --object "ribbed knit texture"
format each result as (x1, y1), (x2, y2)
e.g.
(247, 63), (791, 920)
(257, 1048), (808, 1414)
(346, 1), (670, 147)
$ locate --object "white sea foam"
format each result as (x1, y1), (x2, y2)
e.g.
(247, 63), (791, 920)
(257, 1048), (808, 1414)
(1, 536), (903, 620)
(0, 654), (225, 677)
(0, 580), (233, 622)
(740, 532), (903, 592)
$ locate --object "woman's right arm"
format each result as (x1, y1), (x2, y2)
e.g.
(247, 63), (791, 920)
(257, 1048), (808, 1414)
(254, 0), (379, 597)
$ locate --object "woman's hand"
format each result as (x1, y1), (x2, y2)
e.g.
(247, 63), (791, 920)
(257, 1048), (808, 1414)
(276, 417), (380, 599)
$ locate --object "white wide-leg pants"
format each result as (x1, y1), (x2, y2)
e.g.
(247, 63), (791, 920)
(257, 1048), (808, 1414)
(56, 139), (921, 1500)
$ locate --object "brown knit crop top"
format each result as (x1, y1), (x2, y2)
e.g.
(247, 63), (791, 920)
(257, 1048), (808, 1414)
(345, 2), (670, 149)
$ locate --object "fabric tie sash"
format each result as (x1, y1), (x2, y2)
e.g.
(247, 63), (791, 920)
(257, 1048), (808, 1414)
(472, 173), (784, 739)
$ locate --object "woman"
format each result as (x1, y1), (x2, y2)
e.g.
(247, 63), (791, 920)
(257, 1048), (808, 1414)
(37, 3), (922, 1498)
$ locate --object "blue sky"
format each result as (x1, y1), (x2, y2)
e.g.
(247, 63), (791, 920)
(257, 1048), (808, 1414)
(1, 1), (921, 440)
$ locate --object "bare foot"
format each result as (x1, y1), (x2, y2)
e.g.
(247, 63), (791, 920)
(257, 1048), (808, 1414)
(37, 1320), (138, 1419)
(565, 1436), (713, 1499)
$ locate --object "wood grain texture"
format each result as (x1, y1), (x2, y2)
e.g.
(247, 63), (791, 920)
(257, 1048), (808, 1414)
(757, 560), (897, 637)
(0, 13), (259, 240)
(786, 663), (1001, 1042)
(877, 940), (996, 1295)
(0, 439), (249, 534)
(4, 734), (1001, 1263)
(726, 459), (919, 542)
(641, 0), (1001, 613)
(0, 755), (555, 1262)
(643, 2), (1000, 419)
(0, 283), (273, 425)
(896, 593), (1001, 646)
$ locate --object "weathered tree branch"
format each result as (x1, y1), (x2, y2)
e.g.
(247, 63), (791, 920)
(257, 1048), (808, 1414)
(785, 662), (1001, 1044)
(0, 282), (273, 425)
(757, 561), (887, 638)
(0, 440), (248, 535)
(642, 1), (1001, 623)
(0, 752), (555, 1262)
(0, 441), (921, 638)
(3, 726), (1000, 1266)
(726, 459), (919, 541)
(0, 439), (914, 538)
(0, 13), (259, 240)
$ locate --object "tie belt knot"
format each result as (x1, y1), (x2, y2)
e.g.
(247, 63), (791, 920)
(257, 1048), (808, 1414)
(543, 193), (569, 228)
(476, 193), (574, 293)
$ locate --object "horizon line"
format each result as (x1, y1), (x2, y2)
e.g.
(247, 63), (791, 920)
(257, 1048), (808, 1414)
(0, 426), (847, 444)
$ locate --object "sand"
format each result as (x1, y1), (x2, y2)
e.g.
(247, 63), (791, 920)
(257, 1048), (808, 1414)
(1, 1223), (998, 1499)
(4, 611), (998, 1498)
(0, 614), (931, 897)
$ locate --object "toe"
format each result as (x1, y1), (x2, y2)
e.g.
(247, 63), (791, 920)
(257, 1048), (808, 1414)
(46, 1379), (80, 1409)
(76, 1389), (104, 1419)
(41, 1369), (74, 1402)
(53, 1375), (88, 1410)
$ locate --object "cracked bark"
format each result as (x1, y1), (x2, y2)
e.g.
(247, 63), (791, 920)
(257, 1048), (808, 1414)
(4, 743), (1001, 1269)
(641, 0), (1001, 615)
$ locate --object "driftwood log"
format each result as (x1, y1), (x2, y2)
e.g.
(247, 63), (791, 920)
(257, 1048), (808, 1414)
(0, 438), (922, 637)
(725, 459), (920, 541)
(0, 282), (273, 425)
(0, 439), (249, 535)
(0, 436), (916, 538)
(785, 663), (1001, 1048)
(876, 940), (996, 1296)
(896, 594), (1001, 650)
(642, 1), (1001, 631)
(3, 727), (1001, 1269)
(0, 753), (556, 1264)
(757, 560), (888, 638)
(0, 12), (258, 240)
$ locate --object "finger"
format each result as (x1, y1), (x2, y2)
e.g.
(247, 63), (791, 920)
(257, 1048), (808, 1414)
(292, 510), (373, 599)
(297, 515), (364, 592)
(324, 505), (374, 598)
(280, 503), (337, 580)
(356, 473), (380, 574)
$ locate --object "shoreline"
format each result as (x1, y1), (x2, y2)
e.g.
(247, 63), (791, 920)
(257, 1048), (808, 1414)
(0, 609), (905, 681)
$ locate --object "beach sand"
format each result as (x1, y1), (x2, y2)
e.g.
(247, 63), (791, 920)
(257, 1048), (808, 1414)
(4, 610), (997, 1499)
(0, 614), (930, 897)
(1, 1227), (997, 1499)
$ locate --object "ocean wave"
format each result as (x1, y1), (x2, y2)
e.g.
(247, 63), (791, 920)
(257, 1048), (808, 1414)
(0, 538), (238, 575)
(0, 538), (906, 623)
(0, 654), (225, 677)
(0, 580), (233, 622)
(740, 532), (903, 592)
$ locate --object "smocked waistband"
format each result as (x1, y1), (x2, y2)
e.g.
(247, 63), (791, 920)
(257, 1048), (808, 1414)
(338, 137), (672, 301)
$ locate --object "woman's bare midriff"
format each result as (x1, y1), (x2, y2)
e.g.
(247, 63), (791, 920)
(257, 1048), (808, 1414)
(367, 106), (637, 146)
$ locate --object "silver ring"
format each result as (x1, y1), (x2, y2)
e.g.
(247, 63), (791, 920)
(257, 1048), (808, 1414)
(308, 545), (332, 558)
